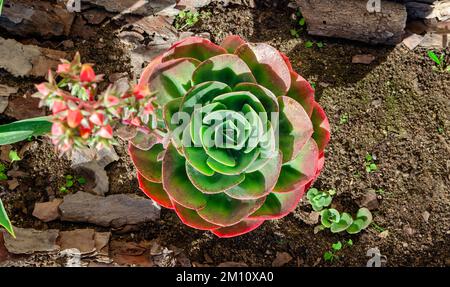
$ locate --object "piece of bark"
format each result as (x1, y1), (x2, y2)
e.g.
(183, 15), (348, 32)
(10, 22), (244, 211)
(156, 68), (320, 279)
(296, 0), (407, 45)
(0, 0), (75, 37)
(0, 84), (18, 113)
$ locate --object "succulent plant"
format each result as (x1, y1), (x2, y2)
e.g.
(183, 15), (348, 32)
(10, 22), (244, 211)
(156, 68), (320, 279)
(130, 36), (330, 237)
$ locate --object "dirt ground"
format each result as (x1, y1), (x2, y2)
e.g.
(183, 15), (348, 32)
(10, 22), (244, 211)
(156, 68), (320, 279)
(0, 1), (449, 267)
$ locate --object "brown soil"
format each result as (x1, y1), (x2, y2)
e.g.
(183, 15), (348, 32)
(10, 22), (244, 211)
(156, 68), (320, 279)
(1, 1), (449, 267)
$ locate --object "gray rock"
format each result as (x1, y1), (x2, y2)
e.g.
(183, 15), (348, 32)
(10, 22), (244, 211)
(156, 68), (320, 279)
(358, 190), (380, 210)
(2, 227), (59, 254)
(0, 85), (18, 113)
(59, 192), (160, 229)
(84, 0), (176, 15)
(32, 199), (63, 222)
(0, 37), (67, 77)
(71, 147), (119, 196)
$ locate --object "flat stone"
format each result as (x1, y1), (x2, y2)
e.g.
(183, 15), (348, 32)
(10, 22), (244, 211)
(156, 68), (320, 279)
(0, 84), (18, 113)
(2, 227), (59, 254)
(272, 251), (293, 267)
(422, 211), (430, 223)
(5, 92), (45, 120)
(176, 0), (211, 9)
(94, 232), (111, 256)
(0, 0), (75, 37)
(59, 192), (160, 229)
(32, 199), (63, 222)
(85, 0), (176, 15)
(218, 261), (248, 267)
(0, 37), (67, 77)
(110, 240), (153, 267)
(58, 229), (96, 254)
(419, 32), (450, 48)
(352, 54), (376, 65)
(82, 9), (110, 25)
(402, 33), (425, 50)
(295, 210), (320, 225)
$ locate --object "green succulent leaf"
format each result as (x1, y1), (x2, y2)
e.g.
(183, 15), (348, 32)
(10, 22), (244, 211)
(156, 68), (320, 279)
(162, 144), (208, 209)
(185, 161), (245, 194)
(149, 58), (200, 106)
(130, 143), (164, 183)
(274, 138), (319, 193)
(278, 96), (313, 163)
(192, 54), (256, 88)
(347, 207), (373, 234)
(320, 208), (340, 228)
(197, 193), (264, 226)
(330, 212), (353, 233)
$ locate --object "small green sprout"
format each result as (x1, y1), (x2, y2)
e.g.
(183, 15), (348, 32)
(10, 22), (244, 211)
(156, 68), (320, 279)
(437, 126), (444, 134)
(0, 163), (7, 180)
(316, 41), (324, 48)
(339, 113), (349, 125)
(175, 10), (210, 30)
(306, 188), (335, 211)
(60, 174), (87, 193)
(427, 50), (450, 73)
(290, 29), (300, 38)
(332, 241), (342, 251)
(365, 153), (377, 173)
(305, 41), (314, 48)
(370, 222), (385, 233)
(309, 81), (316, 90)
(320, 208), (340, 227)
(323, 240), (353, 262)
(299, 17), (306, 26)
(318, 208), (372, 234)
(323, 251), (335, 261)
(8, 150), (20, 164)
(77, 176), (87, 185)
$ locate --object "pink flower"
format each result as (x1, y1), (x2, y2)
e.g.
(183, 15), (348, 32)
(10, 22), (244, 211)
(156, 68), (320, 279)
(52, 100), (67, 114)
(97, 125), (113, 139)
(80, 64), (96, 82)
(133, 84), (150, 100)
(51, 122), (65, 137)
(57, 63), (71, 74)
(67, 109), (83, 128)
(89, 112), (106, 126)
(36, 83), (50, 97)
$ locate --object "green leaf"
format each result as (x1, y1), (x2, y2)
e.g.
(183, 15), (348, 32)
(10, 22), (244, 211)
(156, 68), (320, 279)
(306, 188), (319, 201)
(8, 150), (20, 163)
(320, 208), (340, 228)
(365, 153), (373, 162)
(330, 212), (353, 233)
(347, 239), (353, 246)
(77, 177), (87, 185)
(346, 208), (372, 234)
(323, 251), (334, 261)
(65, 179), (74, 188)
(0, 173), (7, 180)
(0, 199), (15, 238)
(332, 241), (342, 251)
(0, 0), (3, 15)
(427, 51), (441, 65)
(305, 41), (314, 48)
(299, 18), (306, 26)
(0, 116), (52, 145)
(316, 42), (324, 48)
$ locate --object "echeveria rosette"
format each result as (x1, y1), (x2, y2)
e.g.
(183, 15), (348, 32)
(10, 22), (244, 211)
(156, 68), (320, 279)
(130, 36), (330, 237)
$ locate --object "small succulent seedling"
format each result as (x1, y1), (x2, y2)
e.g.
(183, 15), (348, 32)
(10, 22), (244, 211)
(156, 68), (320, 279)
(365, 153), (377, 172)
(427, 50), (450, 73)
(175, 10), (210, 30)
(305, 40), (324, 49)
(323, 240), (353, 262)
(307, 188), (335, 211)
(290, 9), (306, 38)
(59, 174), (85, 193)
(346, 208), (373, 234)
(339, 113), (349, 125)
(319, 207), (372, 234)
(437, 126), (444, 134)
(290, 29), (300, 38)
